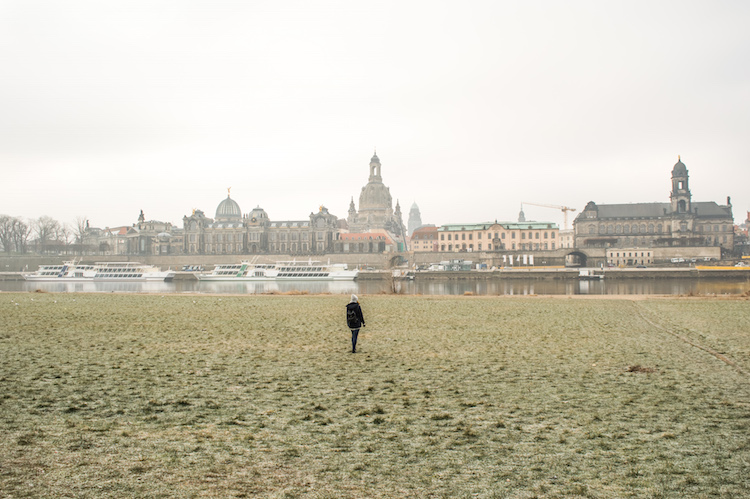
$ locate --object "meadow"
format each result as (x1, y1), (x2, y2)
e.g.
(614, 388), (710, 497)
(1, 292), (748, 498)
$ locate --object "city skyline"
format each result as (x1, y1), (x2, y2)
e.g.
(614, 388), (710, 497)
(3, 1), (749, 230)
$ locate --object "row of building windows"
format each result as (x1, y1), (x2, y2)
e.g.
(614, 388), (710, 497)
(607, 250), (653, 266)
(612, 251), (652, 258)
(590, 223), (730, 235)
(441, 231), (556, 241)
(206, 233), (240, 243)
(267, 243), (311, 252)
(700, 225), (730, 232)
(592, 224), (663, 234)
(438, 242), (557, 252)
(268, 233), (310, 241)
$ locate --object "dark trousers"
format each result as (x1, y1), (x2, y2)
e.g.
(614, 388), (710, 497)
(350, 328), (360, 351)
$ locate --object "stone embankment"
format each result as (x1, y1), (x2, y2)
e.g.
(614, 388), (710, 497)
(406, 268), (750, 281)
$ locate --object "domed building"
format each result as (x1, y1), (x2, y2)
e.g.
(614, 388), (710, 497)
(182, 191), (342, 255)
(182, 190), (245, 255)
(347, 152), (405, 239)
(215, 191), (242, 222)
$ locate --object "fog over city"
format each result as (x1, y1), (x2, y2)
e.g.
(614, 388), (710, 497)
(3, 1), (749, 230)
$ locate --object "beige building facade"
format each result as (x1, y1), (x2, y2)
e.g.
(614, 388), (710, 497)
(435, 222), (560, 252)
(574, 158), (734, 253)
(411, 226), (438, 252)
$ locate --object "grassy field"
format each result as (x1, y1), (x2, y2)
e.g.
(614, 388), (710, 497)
(1, 292), (749, 498)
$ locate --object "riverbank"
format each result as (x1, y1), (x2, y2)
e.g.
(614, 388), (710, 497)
(2, 293), (749, 497)
(4, 266), (749, 282)
(403, 267), (750, 281)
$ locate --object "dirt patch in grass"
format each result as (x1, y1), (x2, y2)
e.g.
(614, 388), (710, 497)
(1, 293), (749, 497)
(626, 365), (658, 373)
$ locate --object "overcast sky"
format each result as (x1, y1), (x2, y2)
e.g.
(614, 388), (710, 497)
(3, 0), (749, 231)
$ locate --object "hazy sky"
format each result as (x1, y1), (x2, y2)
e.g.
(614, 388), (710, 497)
(3, 0), (749, 231)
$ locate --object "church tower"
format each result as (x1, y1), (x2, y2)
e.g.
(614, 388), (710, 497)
(369, 153), (382, 181)
(518, 204), (526, 222)
(670, 156), (692, 214)
(347, 197), (357, 226)
(348, 152), (404, 238)
(407, 202), (423, 237)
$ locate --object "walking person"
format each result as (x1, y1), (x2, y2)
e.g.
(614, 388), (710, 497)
(346, 294), (365, 353)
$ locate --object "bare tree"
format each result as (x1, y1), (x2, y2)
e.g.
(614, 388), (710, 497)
(33, 216), (60, 254)
(12, 218), (31, 254)
(74, 216), (88, 244)
(73, 216), (90, 255)
(0, 215), (32, 253)
(58, 223), (72, 254)
(0, 215), (13, 253)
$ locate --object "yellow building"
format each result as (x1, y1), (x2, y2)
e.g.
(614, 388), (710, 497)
(410, 226), (438, 251)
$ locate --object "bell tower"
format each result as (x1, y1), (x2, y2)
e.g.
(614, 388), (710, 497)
(670, 156), (691, 214)
(369, 151), (382, 181)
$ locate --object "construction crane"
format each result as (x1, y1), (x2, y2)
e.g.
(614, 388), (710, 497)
(521, 202), (577, 230)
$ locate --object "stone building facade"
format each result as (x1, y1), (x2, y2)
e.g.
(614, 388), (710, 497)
(182, 192), (340, 255)
(334, 232), (396, 253)
(86, 210), (182, 256)
(573, 158), (734, 252)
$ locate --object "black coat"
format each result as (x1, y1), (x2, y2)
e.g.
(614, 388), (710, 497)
(346, 302), (365, 329)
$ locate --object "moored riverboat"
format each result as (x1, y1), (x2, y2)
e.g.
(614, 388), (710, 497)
(23, 261), (175, 282)
(197, 260), (358, 281)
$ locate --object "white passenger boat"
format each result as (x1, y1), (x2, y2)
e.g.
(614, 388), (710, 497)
(197, 260), (358, 281)
(23, 261), (175, 282)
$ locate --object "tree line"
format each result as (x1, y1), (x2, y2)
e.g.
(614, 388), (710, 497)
(0, 215), (89, 254)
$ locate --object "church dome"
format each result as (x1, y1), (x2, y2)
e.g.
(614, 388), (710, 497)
(249, 206), (268, 223)
(216, 195), (242, 220)
(672, 157), (687, 176)
(359, 182), (392, 211)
